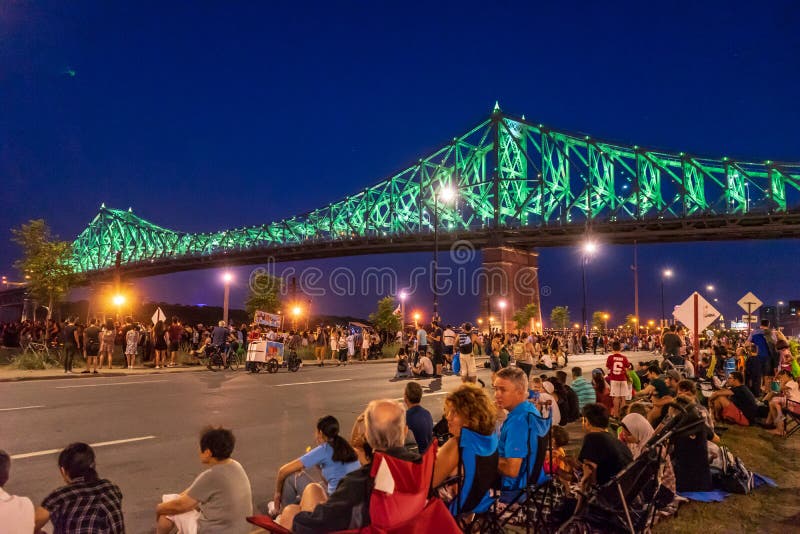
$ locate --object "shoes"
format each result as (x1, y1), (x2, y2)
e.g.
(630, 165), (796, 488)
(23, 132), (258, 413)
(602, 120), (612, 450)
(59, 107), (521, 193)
(155, 365), (161, 369)
(92, 370), (98, 374)
(432, 374), (442, 379)
(81, 370), (90, 374)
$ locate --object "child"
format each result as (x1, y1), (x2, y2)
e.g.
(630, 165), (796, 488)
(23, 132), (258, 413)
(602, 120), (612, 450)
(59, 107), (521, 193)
(543, 425), (574, 486)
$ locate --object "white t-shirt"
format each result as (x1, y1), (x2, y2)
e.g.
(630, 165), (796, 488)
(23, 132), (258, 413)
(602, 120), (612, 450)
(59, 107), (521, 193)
(0, 488), (34, 534)
(443, 329), (456, 347)
(418, 356), (434, 375)
(536, 392), (561, 426)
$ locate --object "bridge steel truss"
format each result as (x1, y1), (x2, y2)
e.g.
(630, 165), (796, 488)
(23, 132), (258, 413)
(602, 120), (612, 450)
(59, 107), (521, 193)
(71, 105), (800, 276)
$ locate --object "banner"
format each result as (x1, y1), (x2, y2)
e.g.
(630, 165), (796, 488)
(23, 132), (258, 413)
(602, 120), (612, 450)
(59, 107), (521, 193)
(266, 341), (284, 358)
(254, 310), (282, 328)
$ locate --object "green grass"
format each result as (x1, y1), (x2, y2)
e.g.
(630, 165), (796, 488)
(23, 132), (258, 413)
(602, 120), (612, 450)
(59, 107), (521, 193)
(654, 424), (800, 533)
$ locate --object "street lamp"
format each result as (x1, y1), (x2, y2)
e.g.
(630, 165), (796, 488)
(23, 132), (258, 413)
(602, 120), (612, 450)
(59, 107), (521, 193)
(112, 294), (125, 320)
(778, 300), (785, 328)
(706, 284), (715, 292)
(602, 313), (610, 332)
(222, 272), (233, 325)
(291, 305), (302, 330)
(498, 300), (507, 333)
(399, 291), (407, 343)
(413, 312), (421, 328)
(581, 240), (598, 334)
(661, 269), (673, 327)
(432, 185), (456, 322)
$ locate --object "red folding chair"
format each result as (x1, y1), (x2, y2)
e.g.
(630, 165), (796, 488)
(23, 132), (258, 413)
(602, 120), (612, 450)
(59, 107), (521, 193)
(247, 443), (460, 533)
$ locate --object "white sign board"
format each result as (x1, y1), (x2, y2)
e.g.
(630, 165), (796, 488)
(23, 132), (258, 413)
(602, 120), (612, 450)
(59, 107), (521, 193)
(254, 310), (282, 328)
(673, 292), (721, 332)
(741, 315), (757, 323)
(151, 307), (166, 325)
(737, 292), (763, 314)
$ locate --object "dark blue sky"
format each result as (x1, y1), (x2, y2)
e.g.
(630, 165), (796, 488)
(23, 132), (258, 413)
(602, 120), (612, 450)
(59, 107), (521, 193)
(2, 1), (799, 325)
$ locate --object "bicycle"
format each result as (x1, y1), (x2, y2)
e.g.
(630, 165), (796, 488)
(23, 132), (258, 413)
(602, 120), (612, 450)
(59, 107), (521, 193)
(22, 340), (61, 368)
(226, 345), (243, 371)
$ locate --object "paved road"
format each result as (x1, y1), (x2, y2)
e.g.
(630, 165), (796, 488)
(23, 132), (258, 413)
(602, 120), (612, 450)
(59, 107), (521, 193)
(0, 351), (656, 533)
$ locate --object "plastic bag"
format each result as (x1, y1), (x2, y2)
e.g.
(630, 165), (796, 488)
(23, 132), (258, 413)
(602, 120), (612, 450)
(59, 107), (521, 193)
(452, 352), (461, 375)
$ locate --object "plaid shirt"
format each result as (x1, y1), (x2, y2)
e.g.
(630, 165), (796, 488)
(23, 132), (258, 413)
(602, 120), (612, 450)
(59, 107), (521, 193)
(42, 478), (124, 534)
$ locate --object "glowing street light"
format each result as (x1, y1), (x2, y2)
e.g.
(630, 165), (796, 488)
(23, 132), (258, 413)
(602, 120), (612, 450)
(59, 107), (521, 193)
(498, 299), (507, 333)
(602, 313), (610, 332)
(222, 271), (233, 325)
(413, 312), (421, 328)
(112, 294), (126, 307)
(581, 240), (598, 333)
(706, 284), (715, 292)
(661, 268), (673, 327)
(398, 291), (407, 343)
(432, 185), (457, 321)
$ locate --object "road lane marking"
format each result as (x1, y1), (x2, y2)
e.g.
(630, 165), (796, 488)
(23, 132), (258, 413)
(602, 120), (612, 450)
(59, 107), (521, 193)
(11, 435), (156, 460)
(274, 378), (352, 387)
(0, 405), (45, 412)
(56, 380), (168, 389)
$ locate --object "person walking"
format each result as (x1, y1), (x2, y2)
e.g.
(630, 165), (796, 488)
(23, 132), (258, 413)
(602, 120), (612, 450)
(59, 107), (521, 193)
(314, 328), (327, 367)
(360, 330), (370, 362)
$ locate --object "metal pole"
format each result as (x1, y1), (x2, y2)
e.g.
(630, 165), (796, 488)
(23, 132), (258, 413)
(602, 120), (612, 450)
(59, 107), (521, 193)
(433, 193), (439, 321)
(633, 242), (639, 333)
(660, 280), (665, 327)
(747, 302), (752, 337)
(581, 255), (588, 334)
(223, 281), (230, 325)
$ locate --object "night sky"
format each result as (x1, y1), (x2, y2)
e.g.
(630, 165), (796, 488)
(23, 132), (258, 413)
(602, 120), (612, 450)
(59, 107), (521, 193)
(2, 1), (799, 326)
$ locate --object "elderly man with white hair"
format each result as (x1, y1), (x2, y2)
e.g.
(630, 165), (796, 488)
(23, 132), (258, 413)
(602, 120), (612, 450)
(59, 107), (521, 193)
(278, 399), (418, 534)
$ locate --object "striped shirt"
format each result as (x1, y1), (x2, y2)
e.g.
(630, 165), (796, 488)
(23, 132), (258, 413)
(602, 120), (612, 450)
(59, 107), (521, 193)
(570, 377), (596, 410)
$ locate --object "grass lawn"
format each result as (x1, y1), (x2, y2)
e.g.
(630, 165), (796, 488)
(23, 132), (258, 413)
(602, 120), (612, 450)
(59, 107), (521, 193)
(654, 424), (800, 533)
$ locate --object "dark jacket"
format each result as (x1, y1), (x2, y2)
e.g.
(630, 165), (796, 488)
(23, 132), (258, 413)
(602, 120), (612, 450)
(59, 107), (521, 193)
(292, 447), (420, 534)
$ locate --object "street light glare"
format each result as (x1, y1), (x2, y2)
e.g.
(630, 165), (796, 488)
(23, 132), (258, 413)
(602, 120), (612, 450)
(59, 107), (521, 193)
(112, 294), (125, 306)
(399, 291), (407, 300)
(706, 284), (714, 291)
(223, 272), (233, 283)
(582, 241), (598, 255)
(498, 300), (507, 309)
(439, 186), (456, 202)
(292, 306), (301, 316)
(663, 268), (673, 278)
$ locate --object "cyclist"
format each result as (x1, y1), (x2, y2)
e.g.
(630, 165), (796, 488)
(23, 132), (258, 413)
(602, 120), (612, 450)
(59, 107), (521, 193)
(210, 321), (229, 368)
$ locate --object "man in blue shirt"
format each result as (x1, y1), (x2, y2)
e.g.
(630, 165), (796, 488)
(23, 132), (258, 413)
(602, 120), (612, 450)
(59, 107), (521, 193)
(494, 367), (550, 493)
(403, 382), (433, 453)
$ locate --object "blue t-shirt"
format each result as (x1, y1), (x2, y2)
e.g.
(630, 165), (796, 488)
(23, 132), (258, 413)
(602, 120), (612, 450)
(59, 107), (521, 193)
(498, 401), (549, 491)
(300, 443), (361, 495)
(406, 405), (434, 453)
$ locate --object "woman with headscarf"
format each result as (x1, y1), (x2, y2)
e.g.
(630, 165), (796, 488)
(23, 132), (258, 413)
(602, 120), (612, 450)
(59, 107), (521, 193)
(620, 413), (676, 494)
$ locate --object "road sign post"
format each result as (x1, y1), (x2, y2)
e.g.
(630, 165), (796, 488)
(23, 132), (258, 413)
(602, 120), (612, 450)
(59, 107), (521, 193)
(737, 292), (763, 337)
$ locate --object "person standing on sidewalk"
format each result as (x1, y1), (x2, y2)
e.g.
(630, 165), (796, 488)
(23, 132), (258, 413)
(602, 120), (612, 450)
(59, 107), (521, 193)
(168, 316), (183, 367)
(61, 317), (79, 374)
(83, 319), (101, 374)
(98, 320), (116, 370)
(125, 325), (141, 369)
(605, 341), (630, 418)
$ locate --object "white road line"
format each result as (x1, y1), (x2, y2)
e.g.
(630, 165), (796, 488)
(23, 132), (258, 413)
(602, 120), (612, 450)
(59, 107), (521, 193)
(274, 378), (353, 387)
(11, 435), (156, 460)
(56, 380), (168, 389)
(0, 405), (45, 412)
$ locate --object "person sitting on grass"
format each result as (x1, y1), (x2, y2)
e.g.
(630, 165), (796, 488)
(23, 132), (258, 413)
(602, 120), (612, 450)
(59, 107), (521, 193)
(634, 364), (675, 426)
(708, 371), (758, 427)
(35, 443), (124, 534)
(156, 426), (252, 534)
(270, 416), (361, 517)
(577, 403), (632, 496)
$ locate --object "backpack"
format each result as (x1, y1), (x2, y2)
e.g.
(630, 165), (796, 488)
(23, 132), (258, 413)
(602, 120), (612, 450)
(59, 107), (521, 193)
(711, 445), (754, 494)
(397, 358), (408, 373)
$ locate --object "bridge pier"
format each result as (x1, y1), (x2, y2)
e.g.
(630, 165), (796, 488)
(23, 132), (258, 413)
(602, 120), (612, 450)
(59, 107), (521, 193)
(480, 246), (543, 335)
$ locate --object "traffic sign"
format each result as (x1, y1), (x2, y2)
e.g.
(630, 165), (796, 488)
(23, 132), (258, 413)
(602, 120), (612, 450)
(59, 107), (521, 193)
(737, 292), (763, 313)
(151, 307), (166, 325)
(673, 292), (720, 332)
(742, 315), (757, 323)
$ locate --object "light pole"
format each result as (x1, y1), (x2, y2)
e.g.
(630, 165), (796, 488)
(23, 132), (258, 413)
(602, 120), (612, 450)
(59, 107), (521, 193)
(291, 305), (301, 331)
(778, 300), (785, 328)
(660, 269), (673, 327)
(603, 313), (610, 333)
(413, 312), (421, 330)
(399, 291), (407, 344)
(432, 186), (455, 322)
(581, 241), (598, 335)
(498, 299), (507, 334)
(222, 272), (233, 325)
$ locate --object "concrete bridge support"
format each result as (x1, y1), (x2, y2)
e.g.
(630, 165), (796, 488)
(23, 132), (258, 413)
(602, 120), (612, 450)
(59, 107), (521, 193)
(480, 246), (543, 335)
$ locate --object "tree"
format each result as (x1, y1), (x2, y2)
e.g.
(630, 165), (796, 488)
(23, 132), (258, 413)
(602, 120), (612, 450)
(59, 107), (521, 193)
(512, 303), (539, 331)
(550, 306), (570, 331)
(244, 271), (283, 315)
(592, 311), (606, 332)
(11, 219), (79, 319)
(369, 297), (401, 339)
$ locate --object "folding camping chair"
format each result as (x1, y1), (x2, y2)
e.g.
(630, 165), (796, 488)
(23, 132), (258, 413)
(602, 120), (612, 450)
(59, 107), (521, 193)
(247, 443), (460, 534)
(784, 398), (800, 438)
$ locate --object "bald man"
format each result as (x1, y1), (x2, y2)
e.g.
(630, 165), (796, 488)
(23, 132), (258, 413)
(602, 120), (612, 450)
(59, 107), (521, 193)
(280, 400), (418, 533)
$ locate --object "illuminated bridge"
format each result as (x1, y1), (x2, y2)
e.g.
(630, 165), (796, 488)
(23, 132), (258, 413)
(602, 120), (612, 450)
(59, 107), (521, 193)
(72, 104), (800, 280)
